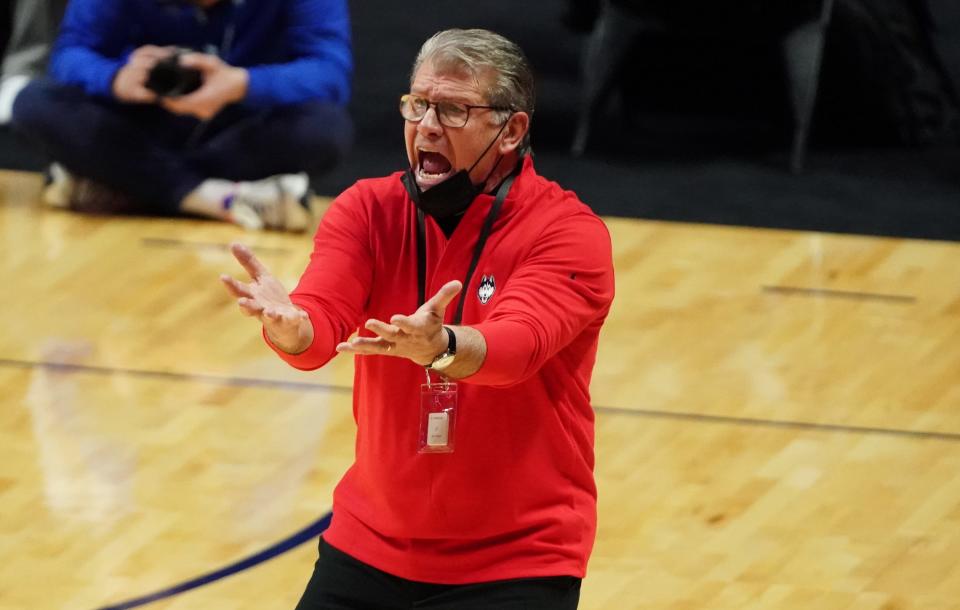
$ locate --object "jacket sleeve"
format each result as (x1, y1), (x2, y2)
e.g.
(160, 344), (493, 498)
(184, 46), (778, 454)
(244, 0), (352, 106)
(466, 212), (615, 387)
(49, 0), (129, 98)
(265, 186), (372, 370)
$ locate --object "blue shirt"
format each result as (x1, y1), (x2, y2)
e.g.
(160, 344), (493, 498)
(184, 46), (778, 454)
(50, 0), (352, 107)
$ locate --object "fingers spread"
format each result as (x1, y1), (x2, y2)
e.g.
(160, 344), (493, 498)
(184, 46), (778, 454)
(220, 274), (252, 299)
(230, 242), (269, 280)
(365, 318), (402, 340)
(389, 314), (422, 335)
(336, 337), (394, 356)
(422, 280), (462, 315)
(236, 297), (264, 317)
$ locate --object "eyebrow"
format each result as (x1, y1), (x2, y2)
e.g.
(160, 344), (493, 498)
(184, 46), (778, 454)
(408, 91), (480, 105)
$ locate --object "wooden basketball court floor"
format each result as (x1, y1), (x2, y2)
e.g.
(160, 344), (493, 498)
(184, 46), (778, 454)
(1, 168), (959, 610)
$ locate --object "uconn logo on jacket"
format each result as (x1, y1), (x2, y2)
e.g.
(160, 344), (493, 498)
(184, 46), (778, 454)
(477, 275), (495, 304)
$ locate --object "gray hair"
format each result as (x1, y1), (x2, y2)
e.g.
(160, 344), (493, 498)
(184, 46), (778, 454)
(411, 29), (535, 150)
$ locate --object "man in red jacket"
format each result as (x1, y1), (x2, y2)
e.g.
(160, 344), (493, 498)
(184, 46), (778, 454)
(222, 28), (614, 609)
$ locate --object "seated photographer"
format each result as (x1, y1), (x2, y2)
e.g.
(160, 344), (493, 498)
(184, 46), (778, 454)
(11, 0), (353, 232)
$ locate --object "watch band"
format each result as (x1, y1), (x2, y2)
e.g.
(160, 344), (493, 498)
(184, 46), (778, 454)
(428, 326), (457, 370)
(443, 326), (456, 356)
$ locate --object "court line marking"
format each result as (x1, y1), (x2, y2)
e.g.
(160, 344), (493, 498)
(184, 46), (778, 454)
(86, 411), (959, 609)
(141, 237), (295, 255)
(3, 358), (955, 441)
(761, 285), (917, 304)
(96, 513), (332, 610)
(595, 405), (960, 442)
(2, 357), (952, 607)
(0, 358), (351, 394)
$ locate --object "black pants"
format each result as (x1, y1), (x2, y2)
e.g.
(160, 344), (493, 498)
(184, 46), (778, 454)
(295, 538), (582, 610)
(11, 78), (353, 213)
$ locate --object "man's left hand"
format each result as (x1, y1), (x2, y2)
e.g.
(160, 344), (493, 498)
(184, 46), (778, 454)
(160, 52), (249, 120)
(336, 280), (462, 366)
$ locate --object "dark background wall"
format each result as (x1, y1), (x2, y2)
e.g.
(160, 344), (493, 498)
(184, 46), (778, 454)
(1, 0), (959, 240)
(316, 0), (960, 241)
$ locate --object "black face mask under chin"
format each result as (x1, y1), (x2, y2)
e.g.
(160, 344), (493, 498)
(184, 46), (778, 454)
(404, 166), (484, 220)
(404, 118), (511, 220)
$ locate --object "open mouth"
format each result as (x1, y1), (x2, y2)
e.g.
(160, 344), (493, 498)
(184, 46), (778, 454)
(417, 150), (453, 188)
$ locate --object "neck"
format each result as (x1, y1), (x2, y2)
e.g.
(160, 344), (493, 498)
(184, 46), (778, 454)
(481, 152), (521, 193)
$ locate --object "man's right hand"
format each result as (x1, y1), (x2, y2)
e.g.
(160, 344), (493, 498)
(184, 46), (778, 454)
(112, 45), (172, 104)
(220, 242), (314, 355)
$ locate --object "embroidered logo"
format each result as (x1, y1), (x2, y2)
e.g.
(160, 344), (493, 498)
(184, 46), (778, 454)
(478, 275), (496, 304)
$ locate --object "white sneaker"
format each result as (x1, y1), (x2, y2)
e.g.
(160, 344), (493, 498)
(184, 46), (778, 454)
(229, 173), (311, 232)
(0, 75), (30, 125)
(42, 163), (75, 208)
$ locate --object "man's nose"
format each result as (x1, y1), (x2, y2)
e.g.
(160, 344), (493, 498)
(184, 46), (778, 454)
(417, 105), (443, 134)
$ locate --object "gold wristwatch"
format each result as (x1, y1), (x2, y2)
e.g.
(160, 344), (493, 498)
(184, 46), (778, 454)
(427, 326), (457, 371)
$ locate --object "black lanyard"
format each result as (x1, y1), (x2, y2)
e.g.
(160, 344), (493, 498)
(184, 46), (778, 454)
(416, 172), (517, 325)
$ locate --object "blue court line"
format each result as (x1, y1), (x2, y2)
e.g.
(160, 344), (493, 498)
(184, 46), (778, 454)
(87, 413), (958, 610)
(0, 358), (351, 394)
(96, 512), (332, 610)
(3, 358), (954, 441)
(594, 405), (960, 442)
(0, 355), (941, 608)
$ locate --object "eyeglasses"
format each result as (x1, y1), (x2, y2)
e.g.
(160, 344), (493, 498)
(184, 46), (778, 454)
(400, 94), (511, 128)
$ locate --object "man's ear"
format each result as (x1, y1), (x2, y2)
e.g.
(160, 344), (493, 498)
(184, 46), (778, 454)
(498, 112), (530, 154)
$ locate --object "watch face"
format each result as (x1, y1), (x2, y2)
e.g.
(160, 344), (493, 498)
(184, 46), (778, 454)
(432, 353), (456, 370)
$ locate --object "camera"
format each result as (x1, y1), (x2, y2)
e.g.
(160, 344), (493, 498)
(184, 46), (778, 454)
(145, 51), (202, 97)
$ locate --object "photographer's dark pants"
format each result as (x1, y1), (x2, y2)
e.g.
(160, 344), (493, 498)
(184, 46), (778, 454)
(295, 538), (582, 610)
(11, 78), (353, 213)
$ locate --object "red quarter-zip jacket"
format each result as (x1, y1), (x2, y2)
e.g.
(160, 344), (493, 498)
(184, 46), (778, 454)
(268, 156), (615, 584)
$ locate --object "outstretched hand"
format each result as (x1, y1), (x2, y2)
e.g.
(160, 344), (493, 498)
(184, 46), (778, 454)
(336, 280), (462, 366)
(220, 242), (313, 354)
